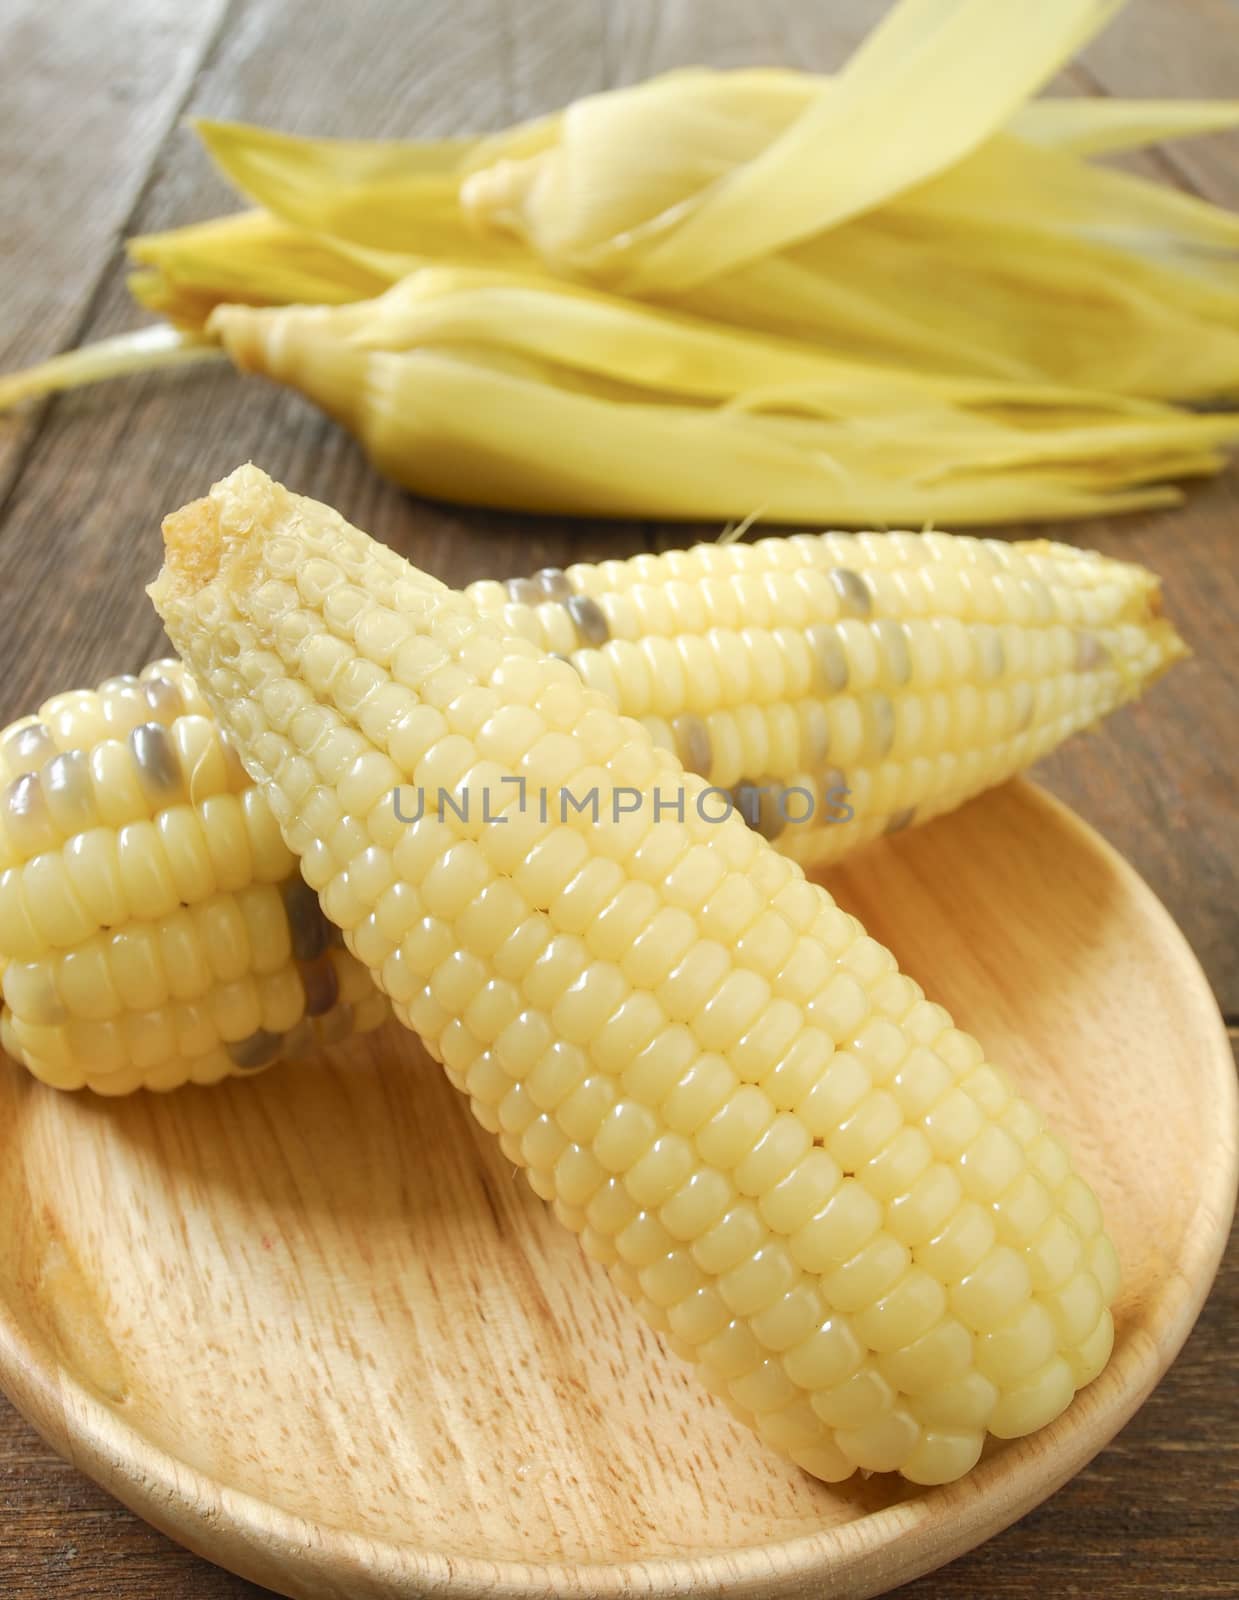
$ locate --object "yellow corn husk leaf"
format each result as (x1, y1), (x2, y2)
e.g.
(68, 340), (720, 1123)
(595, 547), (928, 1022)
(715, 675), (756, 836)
(206, 270), (1239, 524)
(460, 0), (1125, 289)
(128, 209), (399, 327)
(216, 327), (1185, 524)
(899, 132), (1239, 295)
(175, 84), (1239, 403)
(1012, 97), (1239, 154)
(186, 90), (1239, 380)
(119, 118), (566, 337)
(195, 87), (1239, 264)
(194, 117), (553, 262)
(263, 263), (1223, 431)
(682, 136), (1239, 400)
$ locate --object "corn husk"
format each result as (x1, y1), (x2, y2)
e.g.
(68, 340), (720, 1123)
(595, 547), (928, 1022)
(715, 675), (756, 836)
(129, 209), (397, 323)
(1011, 97), (1239, 155)
(676, 133), (1239, 398)
(460, 0), (1128, 289)
(209, 268), (1238, 523)
(2, 0), (1237, 526)
(459, 62), (1239, 400)
(185, 82), (1239, 399)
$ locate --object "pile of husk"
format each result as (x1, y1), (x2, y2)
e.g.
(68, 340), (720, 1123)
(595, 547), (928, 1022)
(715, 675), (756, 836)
(4, 0), (1238, 525)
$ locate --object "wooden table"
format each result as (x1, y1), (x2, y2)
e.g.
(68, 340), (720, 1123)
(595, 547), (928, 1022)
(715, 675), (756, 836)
(1, 1), (1235, 1594)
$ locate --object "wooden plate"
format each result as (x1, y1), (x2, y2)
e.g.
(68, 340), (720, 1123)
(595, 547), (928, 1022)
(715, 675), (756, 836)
(0, 779), (1234, 1600)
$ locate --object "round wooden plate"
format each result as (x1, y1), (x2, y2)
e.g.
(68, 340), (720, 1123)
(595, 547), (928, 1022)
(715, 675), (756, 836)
(0, 779), (1234, 1600)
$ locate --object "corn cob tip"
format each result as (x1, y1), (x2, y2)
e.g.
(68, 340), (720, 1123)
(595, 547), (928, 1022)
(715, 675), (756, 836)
(152, 463), (279, 606)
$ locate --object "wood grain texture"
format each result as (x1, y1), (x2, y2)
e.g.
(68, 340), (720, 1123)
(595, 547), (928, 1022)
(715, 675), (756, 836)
(0, 780), (1234, 1599)
(0, 0), (1237, 1595)
(0, 0), (230, 497)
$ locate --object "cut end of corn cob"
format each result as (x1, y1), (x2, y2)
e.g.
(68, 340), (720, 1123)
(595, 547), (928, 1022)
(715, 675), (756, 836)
(0, 653), (390, 1094)
(159, 470), (263, 594)
(151, 463), (1119, 1485)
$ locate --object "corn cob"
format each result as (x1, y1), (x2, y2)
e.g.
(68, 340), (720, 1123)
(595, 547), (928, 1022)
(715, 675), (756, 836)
(0, 661), (388, 1093)
(151, 463), (1118, 1485)
(1, 533), (1181, 1093)
(470, 528), (1184, 864)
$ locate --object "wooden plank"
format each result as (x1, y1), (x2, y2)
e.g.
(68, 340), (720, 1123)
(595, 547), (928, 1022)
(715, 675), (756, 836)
(0, 0), (229, 496)
(0, 1414), (270, 1597)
